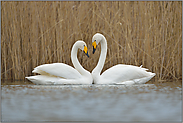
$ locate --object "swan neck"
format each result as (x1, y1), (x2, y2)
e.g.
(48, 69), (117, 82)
(93, 36), (107, 75)
(71, 44), (87, 75)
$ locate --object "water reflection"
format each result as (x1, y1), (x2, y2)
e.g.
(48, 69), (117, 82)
(1, 81), (182, 122)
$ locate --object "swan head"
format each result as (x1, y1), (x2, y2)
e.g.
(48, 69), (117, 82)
(92, 33), (104, 54)
(76, 41), (89, 57)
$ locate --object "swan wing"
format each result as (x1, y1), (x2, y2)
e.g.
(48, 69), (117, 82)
(32, 63), (82, 79)
(100, 64), (154, 84)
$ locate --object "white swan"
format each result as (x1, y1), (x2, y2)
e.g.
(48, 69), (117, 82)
(91, 33), (156, 85)
(26, 41), (93, 85)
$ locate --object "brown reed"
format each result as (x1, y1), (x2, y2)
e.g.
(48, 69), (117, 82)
(1, 1), (182, 83)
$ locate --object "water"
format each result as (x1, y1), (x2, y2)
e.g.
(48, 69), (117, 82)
(1, 81), (182, 122)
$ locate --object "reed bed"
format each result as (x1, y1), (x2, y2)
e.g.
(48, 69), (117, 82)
(1, 1), (182, 83)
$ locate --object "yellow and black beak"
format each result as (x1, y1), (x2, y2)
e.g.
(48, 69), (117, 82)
(92, 41), (97, 54)
(83, 46), (89, 57)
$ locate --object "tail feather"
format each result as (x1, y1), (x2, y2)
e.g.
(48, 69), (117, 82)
(139, 65), (149, 71)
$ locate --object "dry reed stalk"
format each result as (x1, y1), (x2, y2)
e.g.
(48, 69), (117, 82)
(1, 1), (182, 83)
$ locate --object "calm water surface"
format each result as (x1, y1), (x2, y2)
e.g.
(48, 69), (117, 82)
(1, 81), (182, 122)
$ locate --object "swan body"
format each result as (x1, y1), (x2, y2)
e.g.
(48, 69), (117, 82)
(26, 41), (93, 85)
(92, 33), (156, 85)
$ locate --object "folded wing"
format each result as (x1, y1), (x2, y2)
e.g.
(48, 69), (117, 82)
(100, 64), (155, 84)
(32, 63), (82, 79)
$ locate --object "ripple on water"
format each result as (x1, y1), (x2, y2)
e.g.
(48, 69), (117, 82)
(1, 82), (182, 122)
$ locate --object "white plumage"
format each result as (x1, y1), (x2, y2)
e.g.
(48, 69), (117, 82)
(91, 33), (156, 84)
(26, 41), (92, 85)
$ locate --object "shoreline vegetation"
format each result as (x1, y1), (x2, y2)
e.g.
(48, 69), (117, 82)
(1, 1), (182, 83)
